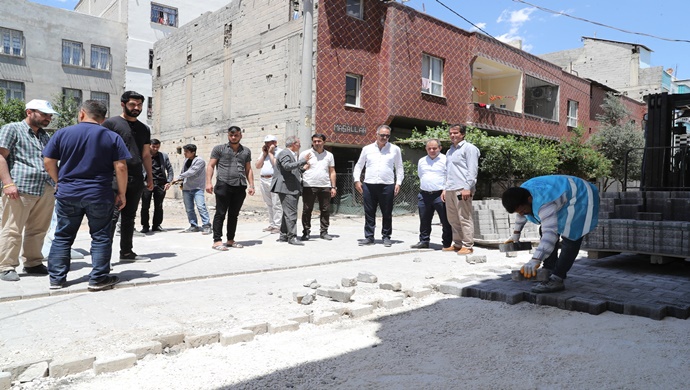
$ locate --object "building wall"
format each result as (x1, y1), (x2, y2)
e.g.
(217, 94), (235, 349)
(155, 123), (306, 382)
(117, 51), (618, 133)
(0, 0), (126, 119)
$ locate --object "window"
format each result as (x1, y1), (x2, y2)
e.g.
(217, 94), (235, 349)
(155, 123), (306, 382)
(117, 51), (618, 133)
(91, 91), (109, 108)
(63, 88), (82, 107)
(62, 40), (83, 66)
(151, 3), (178, 27)
(345, 74), (362, 107)
(524, 75), (559, 121)
(147, 96), (153, 119)
(567, 100), (579, 127)
(1, 27), (23, 57)
(90, 45), (110, 71)
(346, 0), (363, 19)
(0, 80), (24, 101)
(149, 49), (154, 70)
(224, 24), (233, 48)
(422, 54), (443, 97)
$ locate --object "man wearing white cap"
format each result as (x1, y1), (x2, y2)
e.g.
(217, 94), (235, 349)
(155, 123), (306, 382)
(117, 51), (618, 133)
(255, 134), (282, 233)
(0, 99), (58, 282)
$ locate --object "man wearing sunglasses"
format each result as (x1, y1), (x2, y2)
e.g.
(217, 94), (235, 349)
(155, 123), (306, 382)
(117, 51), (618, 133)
(353, 125), (404, 247)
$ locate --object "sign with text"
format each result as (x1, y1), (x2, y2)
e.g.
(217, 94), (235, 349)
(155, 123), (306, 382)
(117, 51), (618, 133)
(334, 124), (366, 135)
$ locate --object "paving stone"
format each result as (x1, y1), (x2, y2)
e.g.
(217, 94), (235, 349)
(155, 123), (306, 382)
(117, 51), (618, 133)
(624, 303), (667, 320)
(242, 322), (268, 335)
(329, 289), (355, 303)
(0, 372), (10, 390)
(379, 282), (402, 291)
(565, 297), (608, 315)
(438, 281), (475, 296)
(357, 271), (378, 283)
(311, 312), (341, 325)
(268, 320), (300, 334)
(380, 297), (404, 309)
(404, 287), (432, 299)
(49, 356), (96, 378)
(315, 287), (331, 297)
(666, 305), (690, 320)
(155, 333), (185, 349)
(289, 314), (311, 324)
(347, 304), (375, 318)
(341, 277), (357, 287)
(220, 329), (254, 346)
(93, 353), (137, 375)
(184, 332), (220, 348)
(0, 360), (48, 382)
(125, 341), (163, 359)
(17, 361), (48, 382)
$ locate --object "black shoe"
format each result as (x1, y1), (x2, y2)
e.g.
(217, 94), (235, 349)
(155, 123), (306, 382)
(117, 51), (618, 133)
(276, 236), (288, 242)
(23, 264), (49, 275)
(140, 227), (150, 233)
(0, 270), (20, 282)
(288, 238), (304, 246)
(88, 275), (120, 291)
(531, 275), (565, 293)
(358, 238), (374, 246)
(49, 282), (65, 290)
(152, 226), (165, 232)
(383, 238), (392, 247)
(300, 234), (309, 241)
(119, 252), (151, 262)
(320, 233), (333, 241)
(410, 241), (429, 249)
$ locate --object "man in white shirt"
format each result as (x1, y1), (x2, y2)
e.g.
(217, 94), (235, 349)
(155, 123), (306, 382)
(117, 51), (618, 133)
(299, 133), (337, 241)
(411, 139), (452, 249)
(353, 125), (404, 247)
(442, 124), (480, 255)
(255, 135), (282, 234)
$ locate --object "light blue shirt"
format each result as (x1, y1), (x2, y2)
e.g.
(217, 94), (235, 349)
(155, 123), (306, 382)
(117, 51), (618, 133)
(445, 140), (480, 191)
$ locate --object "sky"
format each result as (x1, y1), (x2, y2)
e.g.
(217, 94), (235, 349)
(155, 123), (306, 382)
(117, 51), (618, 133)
(30, 0), (689, 80)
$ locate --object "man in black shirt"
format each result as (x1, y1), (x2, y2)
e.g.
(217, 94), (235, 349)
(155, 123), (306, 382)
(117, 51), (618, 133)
(102, 91), (154, 262)
(140, 139), (173, 233)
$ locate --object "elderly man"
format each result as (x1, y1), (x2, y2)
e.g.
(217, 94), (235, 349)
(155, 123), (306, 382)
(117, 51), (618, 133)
(255, 134), (282, 234)
(411, 139), (452, 250)
(299, 133), (336, 241)
(353, 125), (404, 247)
(206, 126), (255, 251)
(271, 136), (310, 246)
(442, 124), (480, 255)
(0, 99), (57, 282)
(43, 100), (130, 290)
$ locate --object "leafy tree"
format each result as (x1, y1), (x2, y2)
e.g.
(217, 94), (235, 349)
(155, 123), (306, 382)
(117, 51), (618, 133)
(558, 126), (611, 180)
(50, 93), (79, 130)
(0, 90), (26, 127)
(590, 93), (645, 190)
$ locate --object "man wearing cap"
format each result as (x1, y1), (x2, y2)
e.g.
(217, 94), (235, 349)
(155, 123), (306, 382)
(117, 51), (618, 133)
(0, 99), (57, 282)
(255, 134), (282, 234)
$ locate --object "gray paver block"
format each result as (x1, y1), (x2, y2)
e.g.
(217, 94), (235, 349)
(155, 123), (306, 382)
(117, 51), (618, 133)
(624, 303), (667, 320)
(380, 297), (404, 309)
(357, 271), (378, 283)
(220, 329), (254, 346)
(341, 278), (357, 287)
(312, 312), (341, 325)
(93, 353), (137, 375)
(329, 289), (355, 303)
(268, 321), (300, 334)
(49, 356), (96, 378)
(155, 333), (185, 349)
(438, 281), (475, 296)
(379, 282), (402, 291)
(565, 297), (608, 315)
(242, 322), (268, 335)
(405, 288), (432, 299)
(184, 332), (220, 348)
(347, 304), (375, 318)
(511, 269), (551, 282)
(17, 361), (48, 383)
(0, 372), (10, 390)
(315, 287), (331, 297)
(126, 341), (163, 359)
(466, 255), (487, 264)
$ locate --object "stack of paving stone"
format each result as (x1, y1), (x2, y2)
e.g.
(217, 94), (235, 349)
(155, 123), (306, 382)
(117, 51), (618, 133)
(583, 191), (690, 257)
(473, 198), (539, 244)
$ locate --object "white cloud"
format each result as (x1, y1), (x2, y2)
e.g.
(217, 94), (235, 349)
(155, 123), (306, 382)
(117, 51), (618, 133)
(495, 8), (536, 52)
(469, 22), (487, 32)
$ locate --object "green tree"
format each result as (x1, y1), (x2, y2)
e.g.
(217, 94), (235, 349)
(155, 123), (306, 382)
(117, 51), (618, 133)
(50, 93), (79, 130)
(558, 126), (611, 180)
(0, 90), (26, 126)
(590, 93), (645, 190)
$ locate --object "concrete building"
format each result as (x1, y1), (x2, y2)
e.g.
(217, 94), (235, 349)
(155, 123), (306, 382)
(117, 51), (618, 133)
(0, 0), (126, 119)
(74, 0), (230, 127)
(152, 1), (646, 206)
(539, 37), (682, 102)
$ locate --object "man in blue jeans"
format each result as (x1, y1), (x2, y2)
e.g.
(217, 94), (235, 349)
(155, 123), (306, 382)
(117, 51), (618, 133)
(501, 175), (599, 293)
(43, 100), (130, 290)
(174, 144), (211, 234)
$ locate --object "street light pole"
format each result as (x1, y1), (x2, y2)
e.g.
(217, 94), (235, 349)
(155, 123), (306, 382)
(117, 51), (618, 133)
(299, 0), (314, 150)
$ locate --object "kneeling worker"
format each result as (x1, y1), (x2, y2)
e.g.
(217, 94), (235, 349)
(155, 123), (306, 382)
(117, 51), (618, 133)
(501, 175), (599, 293)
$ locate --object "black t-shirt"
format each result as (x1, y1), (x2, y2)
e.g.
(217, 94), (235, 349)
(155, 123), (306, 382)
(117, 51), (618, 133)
(102, 116), (151, 177)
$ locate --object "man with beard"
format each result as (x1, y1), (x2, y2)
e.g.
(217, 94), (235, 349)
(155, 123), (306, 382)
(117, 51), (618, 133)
(206, 126), (255, 251)
(299, 133), (336, 241)
(102, 91), (154, 262)
(0, 99), (58, 282)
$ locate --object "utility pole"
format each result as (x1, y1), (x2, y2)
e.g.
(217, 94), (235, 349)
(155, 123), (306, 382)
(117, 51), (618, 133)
(299, 0), (314, 150)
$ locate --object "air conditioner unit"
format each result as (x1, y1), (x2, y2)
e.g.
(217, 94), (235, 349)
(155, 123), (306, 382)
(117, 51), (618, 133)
(531, 86), (548, 99)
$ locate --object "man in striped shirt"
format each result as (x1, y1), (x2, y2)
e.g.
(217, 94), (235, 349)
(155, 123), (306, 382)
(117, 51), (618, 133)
(501, 175), (599, 293)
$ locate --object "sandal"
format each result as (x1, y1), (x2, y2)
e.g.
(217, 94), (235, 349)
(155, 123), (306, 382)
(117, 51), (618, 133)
(211, 244), (229, 251)
(225, 242), (244, 248)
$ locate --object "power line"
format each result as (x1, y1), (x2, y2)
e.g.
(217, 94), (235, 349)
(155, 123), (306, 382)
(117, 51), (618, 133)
(513, 0), (690, 44)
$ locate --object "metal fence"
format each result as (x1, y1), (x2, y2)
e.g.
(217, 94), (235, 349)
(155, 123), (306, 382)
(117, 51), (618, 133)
(330, 173), (419, 216)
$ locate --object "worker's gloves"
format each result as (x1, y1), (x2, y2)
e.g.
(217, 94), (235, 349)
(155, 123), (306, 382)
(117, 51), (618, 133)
(504, 233), (521, 244)
(520, 259), (542, 278)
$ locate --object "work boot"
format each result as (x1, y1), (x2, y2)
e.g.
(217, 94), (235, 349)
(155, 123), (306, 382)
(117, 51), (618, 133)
(531, 275), (565, 293)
